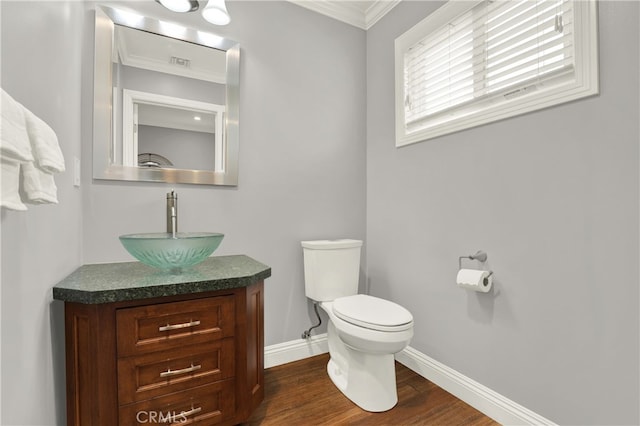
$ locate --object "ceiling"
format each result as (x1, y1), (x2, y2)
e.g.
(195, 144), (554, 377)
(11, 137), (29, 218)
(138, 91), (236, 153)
(286, 0), (401, 30)
(113, 1), (399, 31)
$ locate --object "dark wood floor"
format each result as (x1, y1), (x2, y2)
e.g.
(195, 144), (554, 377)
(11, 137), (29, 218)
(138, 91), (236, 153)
(243, 354), (499, 425)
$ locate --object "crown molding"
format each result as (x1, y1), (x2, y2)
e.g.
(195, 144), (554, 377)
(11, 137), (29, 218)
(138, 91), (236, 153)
(364, 0), (401, 29)
(287, 0), (401, 30)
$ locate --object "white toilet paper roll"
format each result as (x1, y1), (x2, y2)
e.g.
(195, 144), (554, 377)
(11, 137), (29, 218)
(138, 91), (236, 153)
(456, 269), (493, 293)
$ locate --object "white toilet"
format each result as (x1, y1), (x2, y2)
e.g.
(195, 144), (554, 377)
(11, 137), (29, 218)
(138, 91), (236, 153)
(301, 239), (414, 412)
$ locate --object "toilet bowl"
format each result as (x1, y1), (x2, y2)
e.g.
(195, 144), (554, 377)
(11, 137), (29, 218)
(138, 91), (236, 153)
(301, 240), (414, 412)
(319, 295), (413, 412)
(326, 294), (413, 354)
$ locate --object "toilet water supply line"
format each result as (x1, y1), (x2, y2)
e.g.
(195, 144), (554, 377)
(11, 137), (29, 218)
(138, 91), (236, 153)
(302, 302), (322, 339)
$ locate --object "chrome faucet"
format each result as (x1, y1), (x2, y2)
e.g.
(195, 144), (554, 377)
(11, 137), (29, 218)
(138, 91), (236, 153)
(166, 190), (178, 238)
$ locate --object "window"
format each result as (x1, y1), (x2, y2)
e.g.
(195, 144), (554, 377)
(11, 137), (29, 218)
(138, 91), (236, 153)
(395, 0), (599, 147)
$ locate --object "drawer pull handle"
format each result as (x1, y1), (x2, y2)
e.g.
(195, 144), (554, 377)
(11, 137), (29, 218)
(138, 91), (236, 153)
(180, 406), (202, 419)
(158, 319), (201, 332)
(160, 363), (202, 378)
(160, 406), (202, 423)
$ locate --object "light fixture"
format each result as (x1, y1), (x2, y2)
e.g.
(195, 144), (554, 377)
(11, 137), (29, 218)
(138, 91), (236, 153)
(155, 0), (199, 13)
(202, 0), (230, 26)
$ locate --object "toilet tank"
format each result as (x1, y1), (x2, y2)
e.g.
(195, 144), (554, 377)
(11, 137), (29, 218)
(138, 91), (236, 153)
(301, 239), (363, 302)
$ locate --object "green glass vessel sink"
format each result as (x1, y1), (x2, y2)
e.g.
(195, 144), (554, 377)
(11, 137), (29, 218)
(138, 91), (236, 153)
(119, 232), (224, 271)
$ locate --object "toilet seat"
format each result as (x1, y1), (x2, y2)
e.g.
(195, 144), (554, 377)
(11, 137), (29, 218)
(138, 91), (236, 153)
(332, 294), (413, 332)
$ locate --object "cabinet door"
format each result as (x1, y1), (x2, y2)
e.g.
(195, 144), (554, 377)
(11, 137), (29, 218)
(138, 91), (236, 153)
(116, 296), (235, 357)
(231, 282), (264, 421)
(64, 302), (118, 426)
(245, 281), (265, 415)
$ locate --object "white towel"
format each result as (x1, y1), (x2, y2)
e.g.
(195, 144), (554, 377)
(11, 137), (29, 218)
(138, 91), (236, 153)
(1, 89), (34, 163)
(23, 107), (65, 173)
(21, 106), (65, 204)
(21, 162), (59, 204)
(0, 88), (64, 209)
(1, 158), (27, 211)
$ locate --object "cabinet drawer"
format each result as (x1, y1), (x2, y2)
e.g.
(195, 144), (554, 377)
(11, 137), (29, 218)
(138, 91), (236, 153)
(117, 296), (235, 357)
(118, 339), (234, 404)
(119, 380), (235, 425)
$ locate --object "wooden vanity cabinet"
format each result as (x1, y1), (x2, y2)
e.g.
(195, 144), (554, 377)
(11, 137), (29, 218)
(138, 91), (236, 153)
(63, 281), (264, 425)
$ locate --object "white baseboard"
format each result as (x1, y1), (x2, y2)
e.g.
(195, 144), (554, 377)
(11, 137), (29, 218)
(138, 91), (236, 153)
(264, 333), (328, 368)
(396, 346), (556, 426)
(264, 337), (554, 425)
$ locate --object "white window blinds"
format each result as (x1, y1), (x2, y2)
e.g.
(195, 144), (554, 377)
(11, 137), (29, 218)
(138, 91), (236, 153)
(395, 0), (597, 146)
(404, 0), (574, 128)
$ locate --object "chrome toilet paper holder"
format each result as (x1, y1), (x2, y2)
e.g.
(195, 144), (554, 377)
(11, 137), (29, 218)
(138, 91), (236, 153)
(459, 251), (493, 278)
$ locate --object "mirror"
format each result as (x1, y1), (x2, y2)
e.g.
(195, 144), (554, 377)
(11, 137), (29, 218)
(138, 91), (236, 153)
(93, 5), (240, 185)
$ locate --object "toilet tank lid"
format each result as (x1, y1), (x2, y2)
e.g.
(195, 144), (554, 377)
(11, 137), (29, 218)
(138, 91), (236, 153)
(332, 294), (413, 330)
(301, 239), (363, 250)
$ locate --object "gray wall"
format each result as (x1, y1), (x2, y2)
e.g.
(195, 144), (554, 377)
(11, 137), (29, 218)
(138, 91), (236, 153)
(83, 1), (367, 347)
(118, 64), (226, 105)
(138, 125), (214, 170)
(0, 1), (85, 425)
(2, 0), (638, 425)
(366, 1), (639, 424)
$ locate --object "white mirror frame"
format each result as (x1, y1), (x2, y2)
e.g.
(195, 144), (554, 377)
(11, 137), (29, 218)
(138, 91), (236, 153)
(93, 5), (240, 186)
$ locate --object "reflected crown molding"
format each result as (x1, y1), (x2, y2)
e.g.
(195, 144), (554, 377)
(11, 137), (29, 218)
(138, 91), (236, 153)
(287, 0), (400, 30)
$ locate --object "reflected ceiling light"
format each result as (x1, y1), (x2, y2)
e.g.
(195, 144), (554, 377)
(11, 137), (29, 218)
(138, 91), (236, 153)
(155, 0), (199, 13)
(113, 9), (144, 27)
(159, 20), (187, 38)
(202, 0), (230, 26)
(197, 31), (225, 48)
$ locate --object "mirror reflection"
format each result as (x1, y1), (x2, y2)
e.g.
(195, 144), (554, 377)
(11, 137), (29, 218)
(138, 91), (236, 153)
(93, 6), (240, 186)
(121, 90), (225, 171)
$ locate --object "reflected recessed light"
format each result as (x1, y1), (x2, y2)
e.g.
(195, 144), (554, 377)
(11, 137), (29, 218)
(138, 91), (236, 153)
(159, 20), (187, 38)
(113, 9), (144, 27)
(197, 31), (225, 48)
(194, 116), (201, 121)
(155, 0), (199, 13)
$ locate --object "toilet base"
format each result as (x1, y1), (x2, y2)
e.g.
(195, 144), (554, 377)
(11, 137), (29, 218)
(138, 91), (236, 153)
(326, 321), (398, 412)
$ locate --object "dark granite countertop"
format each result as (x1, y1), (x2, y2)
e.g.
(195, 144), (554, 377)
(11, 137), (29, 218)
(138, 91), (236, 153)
(53, 255), (271, 304)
